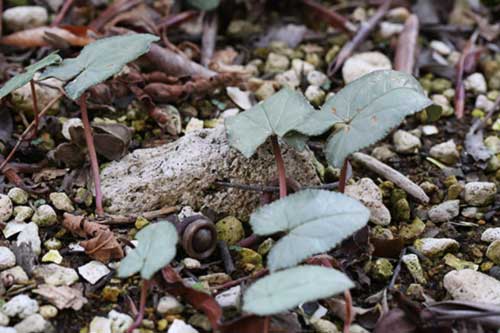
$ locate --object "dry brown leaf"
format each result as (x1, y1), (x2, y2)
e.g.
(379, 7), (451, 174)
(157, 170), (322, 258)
(0, 26), (93, 48)
(62, 213), (124, 263)
(33, 284), (88, 310)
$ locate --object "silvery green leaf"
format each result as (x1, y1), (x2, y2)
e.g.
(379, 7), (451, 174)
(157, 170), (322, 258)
(0, 52), (61, 100)
(243, 265), (353, 315)
(321, 70), (432, 167)
(224, 87), (336, 158)
(250, 189), (369, 271)
(186, 0), (220, 10)
(117, 221), (178, 280)
(40, 34), (159, 100)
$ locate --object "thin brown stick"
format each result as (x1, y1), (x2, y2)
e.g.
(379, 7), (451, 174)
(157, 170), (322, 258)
(338, 159), (349, 193)
(301, 0), (356, 34)
(343, 290), (353, 333)
(271, 136), (287, 198)
(100, 206), (178, 224)
(454, 32), (479, 119)
(156, 10), (199, 29)
(212, 269), (268, 293)
(0, 93), (62, 172)
(51, 0), (75, 27)
(0, 0), (3, 38)
(394, 15), (419, 74)
(201, 12), (218, 67)
(327, 0), (391, 77)
(80, 94), (104, 216)
(29, 80), (39, 138)
(127, 279), (149, 333)
(89, 0), (141, 32)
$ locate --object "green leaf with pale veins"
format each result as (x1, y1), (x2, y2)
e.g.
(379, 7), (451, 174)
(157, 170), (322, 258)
(117, 221), (178, 280)
(250, 189), (369, 272)
(243, 265), (354, 315)
(40, 34), (159, 100)
(320, 70), (432, 167)
(224, 87), (335, 158)
(0, 52), (61, 100)
(186, 0), (220, 10)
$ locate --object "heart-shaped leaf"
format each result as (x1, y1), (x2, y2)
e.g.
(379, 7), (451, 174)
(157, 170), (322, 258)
(0, 52), (61, 100)
(40, 34), (159, 100)
(225, 87), (333, 158)
(320, 70), (432, 167)
(250, 189), (369, 272)
(117, 221), (178, 280)
(243, 265), (353, 315)
(186, 0), (220, 11)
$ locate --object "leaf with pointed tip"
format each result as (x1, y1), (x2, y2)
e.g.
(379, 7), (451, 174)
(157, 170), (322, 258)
(0, 52), (61, 100)
(187, 0), (220, 10)
(40, 34), (159, 100)
(225, 88), (334, 158)
(117, 221), (178, 280)
(250, 189), (369, 272)
(320, 70), (432, 167)
(243, 265), (353, 315)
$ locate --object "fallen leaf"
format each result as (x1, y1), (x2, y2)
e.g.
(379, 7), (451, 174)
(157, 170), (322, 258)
(0, 26), (93, 48)
(33, 284), (88, 310)
(62, 213), (124, 263)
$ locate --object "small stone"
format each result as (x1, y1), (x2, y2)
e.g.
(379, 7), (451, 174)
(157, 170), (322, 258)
(32, 205), (57, 227)
(307, 70), (328, 87)
(429, 140), (460, 165)
(443, 253), (478, 271)
(3, 221), (27, 238)
(311, 318), (340, 333)
(226, 87), (252, 110)
(39, 305), (58, 319)
(215, 285), (241, 308)
(44, 238), (62, 250)
(255, 81), (276, 101)
(14, 314), (51, 333)
(264, 53), (289, 73)
(188, 314), (211, 332)
(304, 85), (325, 106)
(32, 264), (79, 286)
(41, 250), (62, 264)
(2, 6), (48, 31)
(387, 7), (410, 22)
(78, 261), (110, 285)
(0, 311), (9, 326)
(392, 198), (410, 221)
(345, 178), (391, 226)
(379, 21), (404, 38)
(444, 269), (500, 304)
(402, 254), (426, 284)
(108, 310), (133, 333)
(431, 79), (452, 93)
(430, 40), (452, 55)
(464, 182), (497, 206)
(486, 240), (500, 265)
(464, 73), (487, 94)
(0, 247), (16, 270)
(414, 238), (459, 257)
(185, 118), (204, 133)
(102, 286), (121, 302)
(371, 258), (393, 281)
(275, 70), (300, 89)
(421, 125), (438, 136)
(393, 130), (421, 154)
(199, 273), (231, 285)
(89, 316), (112, 333)
(8, 188), (28, 205)
(399, 218), (426, 242)
(448, 183), (464, 200)
(237, 248), (263, 272)
(258, 238), (274, 255)
(342, 52), (392, 83)
(291, 59), (315, 77)
(475, 95), (495, 111)
(2, 295), (39, 318)
(461, 207), (482, 219)
(134, 216), (149, 230)
(371, 145), (396, 161)
(215, 216), (245, 246)
(17, 222), (41, 255)
(0, 195), (13, 223)
(157, 295), (184, 315)
(182, 258), (201, 270)
(13, 206), (34, 222)
(428, 200), (460, 223)
(481, 228), (500, 243)
(485, 136), (500, 154)
(0, 266), (28, 284)
(49, 193), (74, 212)
(167, 319), (199, 333)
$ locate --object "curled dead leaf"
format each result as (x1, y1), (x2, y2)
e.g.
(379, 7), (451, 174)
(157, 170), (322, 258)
(0, 26), (93, 48)
(62, 213), (124, 263)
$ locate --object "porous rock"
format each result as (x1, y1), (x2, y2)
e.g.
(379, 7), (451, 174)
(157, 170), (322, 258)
(101, 127), (320, 218)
